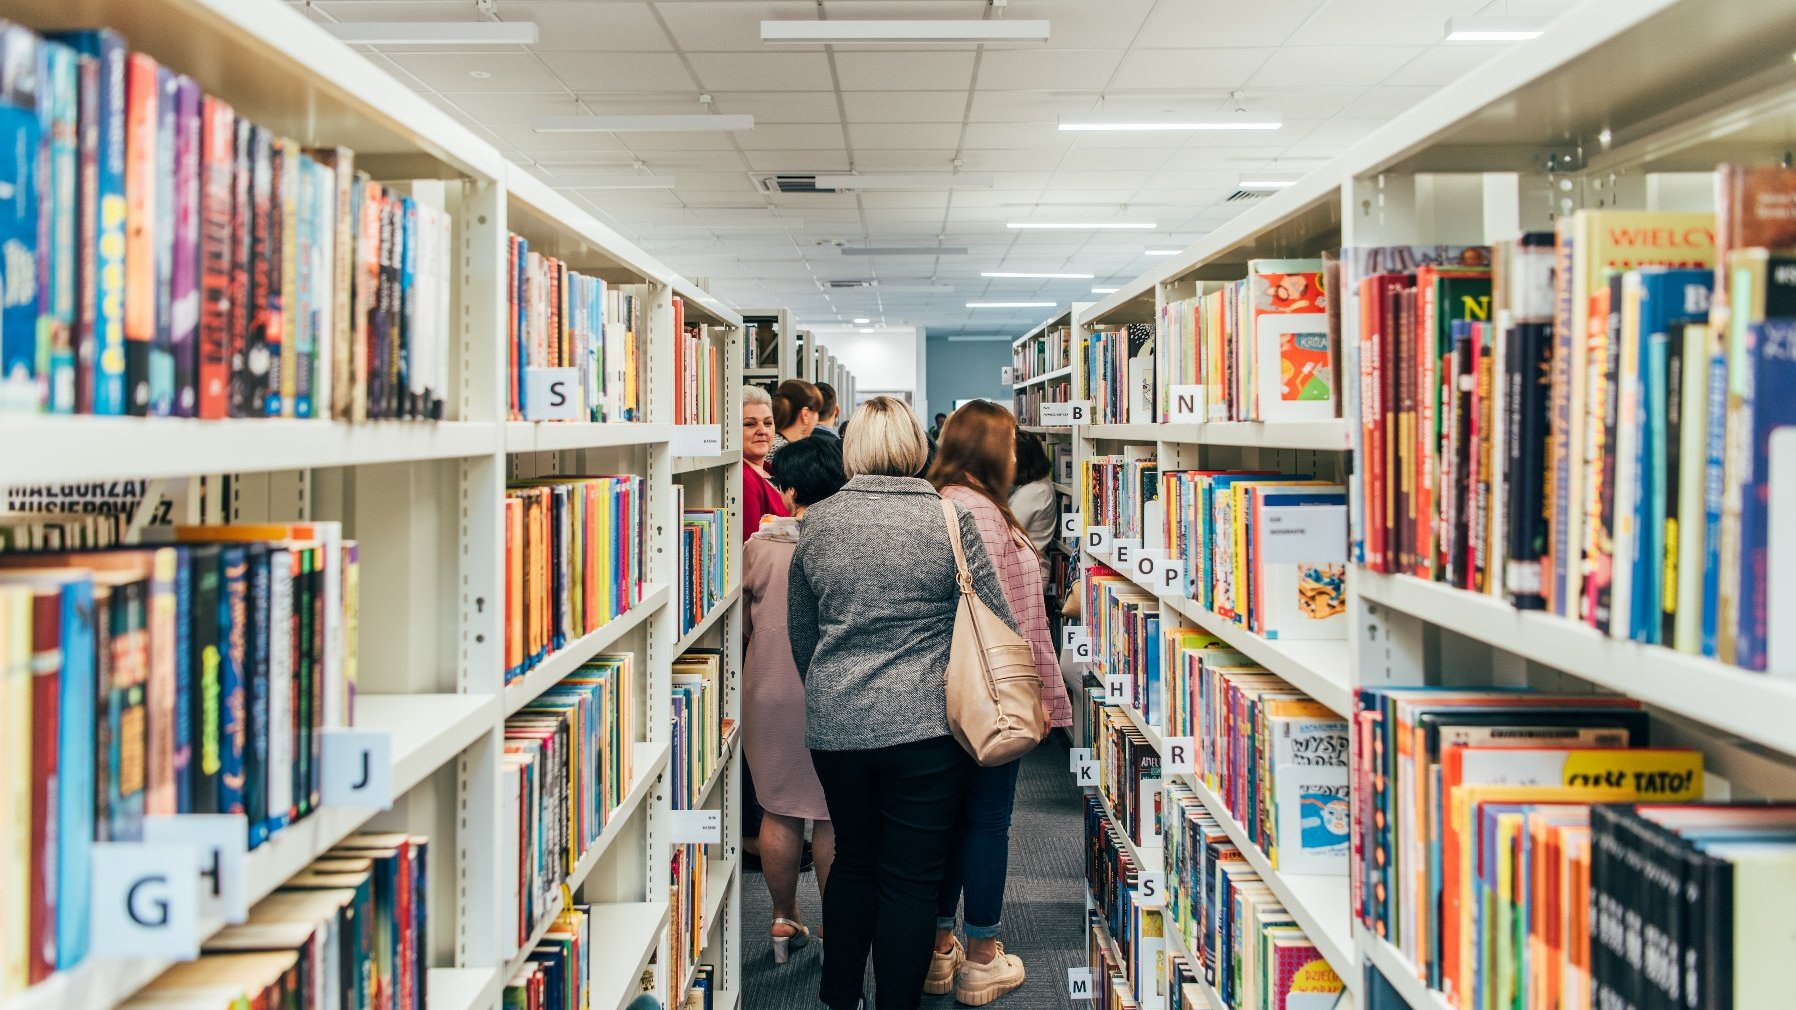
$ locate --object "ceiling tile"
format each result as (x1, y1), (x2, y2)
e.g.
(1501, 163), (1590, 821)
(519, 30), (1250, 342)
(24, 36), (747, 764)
(499, 1), (674, 51)
(850, 150), (962, 171)
(1136, 0), (1326, 47)
(857, 192), (952, 210)
(612, 131), (738, 151)
(1247, 45), (1423, 87)
(959, 122), (1068, 150)
(747, 149), (852, 172)
(846, 123), (966, 149)
(736, 123), (849, 151)
(535, 52), (698, 91)
(1337, 85), (1437, 118)
(835, 52), (977, 91)
(1014, 0), (1155, 49)
(976, 50), (1123, 91)
(967, 90), (1101, 124)
(655, 1), (818, 52)
(1380, 43), (1504, 86)
(1285, 0), (1487, 46)
(842, 91), (970, 124)
(689, 52), (835, 91)
(388, 52), (565, 92)
(708, 91), (843, 124)
(1103, 48), (1274, 90)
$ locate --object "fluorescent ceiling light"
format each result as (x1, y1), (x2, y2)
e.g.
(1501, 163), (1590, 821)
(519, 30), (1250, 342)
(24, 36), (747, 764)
(967, 301), (1056, 309)
(531, 115), (754, 133)
(947, 336), (1015, 342)
(1444, 16), (1549, 41)
(1007, 222), (1156, 231)
(324, 21), (539, 45)
(982, 271), (1095, 280)
(761, 20), (1050, 44)
(814, 174), (992, 191)
(1091, 286), (1119, 294)
(841, 246), (967, 256)
(1145, 249), (1181, 256)
(853, 318), (871, 324)
(1237, 175), (1298, 191)
(1058, 111), (1281, 132)
(858, 327), (874, 333)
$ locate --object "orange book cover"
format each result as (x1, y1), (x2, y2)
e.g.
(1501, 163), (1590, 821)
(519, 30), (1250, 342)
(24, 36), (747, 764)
(122, 53), (159, 415)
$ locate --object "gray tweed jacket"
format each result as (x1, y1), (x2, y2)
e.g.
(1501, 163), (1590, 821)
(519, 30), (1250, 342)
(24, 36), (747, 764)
(787, 474), (1016, 751)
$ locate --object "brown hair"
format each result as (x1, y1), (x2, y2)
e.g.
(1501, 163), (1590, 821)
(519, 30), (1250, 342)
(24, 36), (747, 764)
(928, 401), (1030, 541)
(1014, 429), (1052, 485)
(772, 378), (823, 429)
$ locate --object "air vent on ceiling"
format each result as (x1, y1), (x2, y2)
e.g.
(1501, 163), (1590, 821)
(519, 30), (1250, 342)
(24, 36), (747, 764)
(1223, 189), (1272, 203)
(757, 173), (826, 194)
(824, 279), (876, 289)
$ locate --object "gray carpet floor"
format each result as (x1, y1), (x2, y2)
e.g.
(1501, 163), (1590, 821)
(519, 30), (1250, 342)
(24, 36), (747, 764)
(740, 737), (1087, 1010)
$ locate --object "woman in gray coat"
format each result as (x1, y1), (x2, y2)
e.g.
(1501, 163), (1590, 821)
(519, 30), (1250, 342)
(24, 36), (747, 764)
(788, 396), (1017, 1010)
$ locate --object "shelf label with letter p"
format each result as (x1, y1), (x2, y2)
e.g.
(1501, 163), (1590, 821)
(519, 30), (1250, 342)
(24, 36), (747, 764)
(321, 727), (393, 809)
(523, 367), (581, 421)
(144, 813), (250, 924)
(89, 841), (201, 959)
(669, 809), (723, 845)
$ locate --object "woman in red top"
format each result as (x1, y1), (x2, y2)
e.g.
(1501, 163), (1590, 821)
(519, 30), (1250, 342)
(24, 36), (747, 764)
(742, 384), (790, 541)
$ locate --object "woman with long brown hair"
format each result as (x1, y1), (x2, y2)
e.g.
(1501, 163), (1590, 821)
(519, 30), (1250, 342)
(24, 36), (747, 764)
(922, 401), (1073, 1005)
(768, 378), (823, 464)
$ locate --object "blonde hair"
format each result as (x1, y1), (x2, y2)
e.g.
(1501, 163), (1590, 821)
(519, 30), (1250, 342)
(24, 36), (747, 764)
(742, 384), (772, 408)
(842, 396), (929, 477)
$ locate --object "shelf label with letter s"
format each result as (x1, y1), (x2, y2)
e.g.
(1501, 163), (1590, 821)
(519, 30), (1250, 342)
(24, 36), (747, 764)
(89, 841), (202, 959)
(524, 367), (581, 421)
(322, 727), (394, 809)
(1136, 870), (1166, 908)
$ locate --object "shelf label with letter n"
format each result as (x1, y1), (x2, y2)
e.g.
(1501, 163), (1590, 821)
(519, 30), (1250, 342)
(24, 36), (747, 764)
(523, 367), (581, 421)
(321, 727), (394, 809)
(89, 841), (201, 959)
(1168, 384), (1205, 423)
(144, 813), (250, 924)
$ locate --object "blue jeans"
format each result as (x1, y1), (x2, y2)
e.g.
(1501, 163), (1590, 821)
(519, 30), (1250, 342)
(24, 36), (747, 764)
(934, 757), (1020, 939)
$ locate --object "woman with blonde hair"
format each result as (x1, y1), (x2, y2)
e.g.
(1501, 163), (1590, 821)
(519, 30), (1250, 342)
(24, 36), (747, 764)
(787, 396), (1017, 1010)
(924, 401), (1072, 1005)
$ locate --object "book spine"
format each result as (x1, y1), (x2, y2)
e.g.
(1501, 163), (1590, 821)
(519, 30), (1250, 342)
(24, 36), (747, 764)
(117, 53), (159, 416)
(54, 577), (94, 969)
(218, 547), (248, 818)
(169, 76), (199, 416)
(41, 42), (78, 415)
(172, 545), (192, 812)
(248, 125), (274, 416)
(246, 544), (270, 845)
(108, 579), (147, 840)
(190, 548), (221, 814)
(1546, 222), (1578, 614)
(149, 66), (175, 416)
(263, 546), (291, 841)
(226, 116), (252, 416)
(197, 96), (232, 419)
(26, 589), (60, 983)
(146, 550), (177, 817)
(273, 138), (296, 416)
(55, 30), (128, 415)
(292, 154), (314, 419)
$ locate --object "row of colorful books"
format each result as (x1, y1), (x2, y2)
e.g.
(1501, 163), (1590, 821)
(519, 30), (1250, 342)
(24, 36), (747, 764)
(1350, 165), (1796, 672)
(1011, 375), (1073, 429)
(670, 649), (727, 810)
(1087, 693), (1162, 852)
(677, 504), (729, 639)
(1085, 795), (1163, 1009)
(1156, 261), (1336, 424)
(674, 299), (723, 427)
(502, 655), (635, 953)
(1081, 323), (1155, 424)
(119, 834), (428, 1010)
(503, 475), (647, 683)
(1, 525), (360, 993)
(667, 843), (711, 1002)
(1011, 323), (1072, 383)
(504, 235), (643, 423)
(0, 23), (452, 420)
(504, 904), (593, 1010)
(1160, 782), (1345, 1010)
(682, 963), (722, 1010)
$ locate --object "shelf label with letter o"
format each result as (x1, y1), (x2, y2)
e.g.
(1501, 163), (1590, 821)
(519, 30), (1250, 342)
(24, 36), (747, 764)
(322, 728), (394, 809)
(144, 814), (250, 924)
(523, 367), (581, 421)
(89, 841), (201, 959)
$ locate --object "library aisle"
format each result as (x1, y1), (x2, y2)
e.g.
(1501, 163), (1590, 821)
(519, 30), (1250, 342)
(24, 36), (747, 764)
(740, 739), (1090, 1010)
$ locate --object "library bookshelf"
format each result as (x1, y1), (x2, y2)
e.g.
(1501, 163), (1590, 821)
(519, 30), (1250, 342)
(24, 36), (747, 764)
(0, 0), (751, 1007)
(740, 308), (859, 412)
(1052, 0), (1796, 1007)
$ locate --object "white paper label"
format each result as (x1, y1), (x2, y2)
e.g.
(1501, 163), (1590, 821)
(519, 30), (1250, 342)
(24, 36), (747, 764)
(1136, 870), (1166, 908)
(1063, 626), (1090, 652)
(1069, 968), (1095, 1000)
(1134, 551), (1162, 588)
(90, 842), (201, 959)
(1168, 384), (1206, 424)
(1061, 512), (1081, 540)
(1258, 505), (1349, 564)
(670, 424), (722, 456)
(523, 367), (581, 421)
(1069, 637), (1093, 664)
(1141, 778), (1163, 848)
(1069, 747), (1093, 773)
(1074, 757), (1098, 787)
(1112, 538), (1139, 567)
(669, 809), (723, 845)
(321, 728), (393, 809)
(1085, 527), (1112, 555)
(143, 814), (249, 924)
(1105, 673), (1129, 703)
(1000, 366), (1016, 385)
(1156, 557), (1187, 596)
(1163, 737), (1197, 774)
(1039, 400), (1090, 426)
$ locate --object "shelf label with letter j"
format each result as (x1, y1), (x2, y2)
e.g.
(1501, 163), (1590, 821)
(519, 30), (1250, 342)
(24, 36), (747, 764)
(322, 727), (394, 809)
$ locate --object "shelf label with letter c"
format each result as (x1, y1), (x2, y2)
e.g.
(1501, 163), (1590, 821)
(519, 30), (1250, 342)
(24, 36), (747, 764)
(523, 367), (581, 421)
(1061, 513), (1080, 541)
(89, 841), (201, 959)
(321, 728), (394, 809)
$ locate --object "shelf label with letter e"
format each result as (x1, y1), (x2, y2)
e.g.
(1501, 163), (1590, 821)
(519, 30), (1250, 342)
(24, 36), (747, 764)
(1163, 737), (1196, 774)
(1136, 870), (1166, 909)
(1085, 526), (1112, 555)
(1069, 968), (1095, 1000)
(1168, 384), (1205, 423)
(144, 814), (250, 924)
(1111, 538), (1139, 567)
(89, 841), (201, 959)
(1039, 400), (1090, 426)
(321, 727), (393, 809)
(523, 367), (581, 421)
(670, 424), (722, 456)
(1105, 673), (1129, 704)
(669, 809), (723, 845)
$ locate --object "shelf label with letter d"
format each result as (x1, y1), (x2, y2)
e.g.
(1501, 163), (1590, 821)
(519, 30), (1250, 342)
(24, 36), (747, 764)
(89, 841), (201, 959)
(523, 367), (581, 421)
(322, 728), (394, 809)
(1085, 526), (1112, 555)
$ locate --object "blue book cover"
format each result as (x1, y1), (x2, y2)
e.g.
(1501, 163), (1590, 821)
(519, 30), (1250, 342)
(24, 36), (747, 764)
(0, 23), (41, 414)
(172, 544), (192, 812)
(1699, 337), (1729, 657)
(217, 545), (248, 820)
(1144, 612), (1161, 727)
(246, 543), (271, 848)
(149, 65), (175, 415)
(55, 573), (95, 969)
(1737, 316), (1796, 670)
(48, 29), (127, 415)
(39, 40), (77, 414)
(400, 194), (416, 414)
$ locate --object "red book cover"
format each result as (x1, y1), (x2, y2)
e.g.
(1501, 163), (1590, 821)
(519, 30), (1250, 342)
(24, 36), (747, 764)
(27, 588), (61, 983)
(197, 95), (233, 418)
(122, 52), (158, 416)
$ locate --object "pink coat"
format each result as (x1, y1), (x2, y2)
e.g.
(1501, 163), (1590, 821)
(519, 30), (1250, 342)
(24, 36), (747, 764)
(939, 485), (1073, 728)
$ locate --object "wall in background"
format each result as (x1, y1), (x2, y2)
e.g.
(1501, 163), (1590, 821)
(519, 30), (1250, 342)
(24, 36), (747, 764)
(923, 337), (1012, 423)
(808, 326), (920, 412)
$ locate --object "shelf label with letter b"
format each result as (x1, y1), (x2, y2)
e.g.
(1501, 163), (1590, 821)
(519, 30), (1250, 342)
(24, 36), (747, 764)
(144, 814), (250, 924)
(322, 728), (393, 809)
(523, 367), (581, 421)
(669, 809), (723, 845)
(90, 841), (201, 959)
(1039, 400), (1089, 426)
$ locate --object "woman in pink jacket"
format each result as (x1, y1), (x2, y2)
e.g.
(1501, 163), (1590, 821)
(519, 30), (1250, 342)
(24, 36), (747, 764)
(922, 400), (1073, 1006)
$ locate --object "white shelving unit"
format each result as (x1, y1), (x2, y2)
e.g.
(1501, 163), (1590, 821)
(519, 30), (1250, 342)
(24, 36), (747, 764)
(0, 0), (749, 1005)
(1059, 0), (1796, 1006)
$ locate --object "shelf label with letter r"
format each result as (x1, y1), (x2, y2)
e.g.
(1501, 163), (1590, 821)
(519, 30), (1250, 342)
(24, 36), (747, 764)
(1168, 384), (1205, 423)
(669, 809), (723, 845)
(144, 813), (250, 924)
(1085, 526), (1112, 555)
(670, 424), (723, 456)
(1136, 870), (1166, 908)
(89, 841), (201, 959)
(1069, 968), (1095, 1000)
(321, 728), (394, 809)
(1039, 400), (1089, 426)
(1163, 737), (1196, 774)
(523, 367), (581, 421)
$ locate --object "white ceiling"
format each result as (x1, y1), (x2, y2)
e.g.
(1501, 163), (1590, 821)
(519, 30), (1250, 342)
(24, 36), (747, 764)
(292, 0), (1581, 337)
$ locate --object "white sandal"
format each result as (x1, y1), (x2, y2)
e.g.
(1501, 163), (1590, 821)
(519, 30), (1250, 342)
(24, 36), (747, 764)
(772, 917), (812, 964)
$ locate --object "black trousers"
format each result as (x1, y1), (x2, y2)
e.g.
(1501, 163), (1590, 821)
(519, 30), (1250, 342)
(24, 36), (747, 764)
(811, 735), (973, 1010)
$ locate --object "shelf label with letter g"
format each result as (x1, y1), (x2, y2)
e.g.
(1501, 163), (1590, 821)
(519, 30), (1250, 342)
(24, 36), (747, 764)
(322, 727), (394, 809)
(89, 841), (201, 959)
